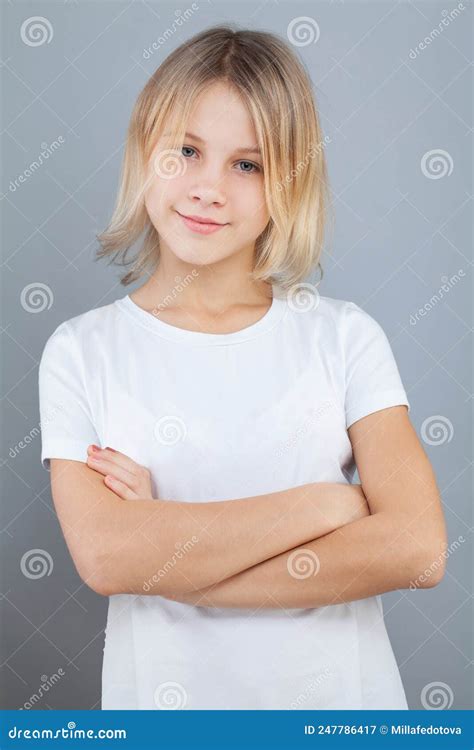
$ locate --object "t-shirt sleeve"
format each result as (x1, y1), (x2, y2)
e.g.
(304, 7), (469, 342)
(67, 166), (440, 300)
(38, 322), (100, 470)
(343, 302), (410, 430)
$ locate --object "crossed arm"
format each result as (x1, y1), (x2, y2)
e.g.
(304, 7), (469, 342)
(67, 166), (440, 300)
(171, 407), (447, 608)
(53, 464), (369, 599)
(51, 406), (447, 607)
(168, 506), (440, 610)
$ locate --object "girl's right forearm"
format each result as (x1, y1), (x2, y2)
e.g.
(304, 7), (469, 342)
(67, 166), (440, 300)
(97, 482), (367, 597)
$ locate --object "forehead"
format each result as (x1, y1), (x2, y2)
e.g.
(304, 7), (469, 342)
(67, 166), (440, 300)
(174, 82), (260, 152)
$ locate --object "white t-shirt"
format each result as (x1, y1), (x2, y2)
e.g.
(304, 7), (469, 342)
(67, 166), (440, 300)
(39, 285), (410, 710)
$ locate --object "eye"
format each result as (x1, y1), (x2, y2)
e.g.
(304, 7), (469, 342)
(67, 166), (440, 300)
(180, 147), (261, 174)
(236, 160), (261, 174)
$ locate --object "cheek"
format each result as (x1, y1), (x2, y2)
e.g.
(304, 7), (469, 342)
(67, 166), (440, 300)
(144, 179), (180, 219)
(248, 187), (270, 233)
(238, 183), (269, 230)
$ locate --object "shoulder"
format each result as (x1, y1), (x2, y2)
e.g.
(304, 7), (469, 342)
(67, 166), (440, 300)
(40, 299), (121, 365)
(316, 295), (380, 328)
(292, 292), (380, 339)
(44, 299), (120, 343)
(285, 289), (371, 322)
(286, 292), (393, 372)
(313, 295), (389, 347)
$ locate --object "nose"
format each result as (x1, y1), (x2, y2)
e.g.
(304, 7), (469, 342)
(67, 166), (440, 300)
(187, 163), (227, 207)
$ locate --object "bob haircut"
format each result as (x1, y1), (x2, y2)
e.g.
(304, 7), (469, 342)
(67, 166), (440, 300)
(96, 24), (333, 293)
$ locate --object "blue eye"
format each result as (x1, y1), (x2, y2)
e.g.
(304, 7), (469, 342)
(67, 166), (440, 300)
(237, 160), (261, 174)
(180, 147), (261, 174)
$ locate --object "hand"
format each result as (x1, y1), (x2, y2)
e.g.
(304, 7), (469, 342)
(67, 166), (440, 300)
(86, 445), (155, 500)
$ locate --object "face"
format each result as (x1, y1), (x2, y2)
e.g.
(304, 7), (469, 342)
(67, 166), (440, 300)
(144, 81), (270, 269)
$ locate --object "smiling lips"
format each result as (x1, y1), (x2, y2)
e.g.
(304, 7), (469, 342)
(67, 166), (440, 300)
(177, 211), (228, 235)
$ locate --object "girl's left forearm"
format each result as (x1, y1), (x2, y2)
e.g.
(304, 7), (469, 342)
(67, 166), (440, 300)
(168, 511), (445, 609)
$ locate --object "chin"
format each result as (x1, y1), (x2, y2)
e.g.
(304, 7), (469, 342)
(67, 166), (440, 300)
(181, 253), (230, 267)
(169, 241), (232, 265)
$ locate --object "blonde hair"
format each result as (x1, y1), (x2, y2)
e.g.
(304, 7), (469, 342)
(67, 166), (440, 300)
(96, 24), (333, 293)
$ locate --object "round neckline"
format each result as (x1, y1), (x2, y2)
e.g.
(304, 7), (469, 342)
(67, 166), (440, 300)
(114, 284), (288, 345)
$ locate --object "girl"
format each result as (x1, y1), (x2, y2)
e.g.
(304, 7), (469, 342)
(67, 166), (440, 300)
(39, 25), (447, 710)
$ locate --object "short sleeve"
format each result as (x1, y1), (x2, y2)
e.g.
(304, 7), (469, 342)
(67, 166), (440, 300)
(343, 302), (410, 430)
(38, 322), (100, 470)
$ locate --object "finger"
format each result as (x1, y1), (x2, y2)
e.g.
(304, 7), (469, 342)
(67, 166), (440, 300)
(103, 474), (139, 501)
(86, 454), (137, 486)
(87, 445), (142, 475)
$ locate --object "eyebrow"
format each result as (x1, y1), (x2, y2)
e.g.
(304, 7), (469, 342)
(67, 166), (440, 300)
(162, 130), (261, 156)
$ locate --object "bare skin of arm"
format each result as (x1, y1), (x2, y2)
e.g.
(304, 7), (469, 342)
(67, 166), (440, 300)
(166, 511), (434, 610)
(166, 407), (448, 608)
(98, 482), (369, 597)
(50, 458), (368, 598)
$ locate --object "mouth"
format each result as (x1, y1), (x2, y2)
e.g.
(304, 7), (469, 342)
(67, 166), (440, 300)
(175, 211), (228, 235)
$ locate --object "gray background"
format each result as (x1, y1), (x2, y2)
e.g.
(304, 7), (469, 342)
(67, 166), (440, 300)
(1, 0), (472, 711)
